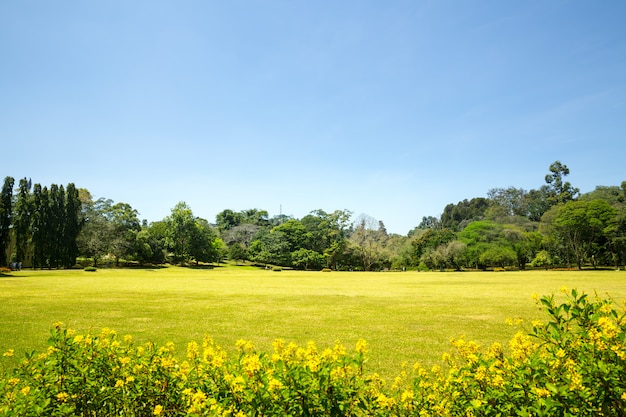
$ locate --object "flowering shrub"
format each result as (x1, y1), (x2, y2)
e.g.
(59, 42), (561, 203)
(1, 289), (624, 416)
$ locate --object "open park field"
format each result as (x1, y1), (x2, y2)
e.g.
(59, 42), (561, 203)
(1, 266), (625, 378)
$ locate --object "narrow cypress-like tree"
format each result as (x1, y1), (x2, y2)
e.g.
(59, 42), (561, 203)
(63, 183), (82, 267)
(13, 178), (32, 266)
(0, 176), (15, 267)
(31, 184), (51, 268)
(48, 184), (65, 268)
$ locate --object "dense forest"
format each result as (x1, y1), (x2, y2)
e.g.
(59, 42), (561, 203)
(1, 161), (625, 271)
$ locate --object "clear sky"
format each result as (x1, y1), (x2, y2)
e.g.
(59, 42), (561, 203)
(2, 1), (625, 234)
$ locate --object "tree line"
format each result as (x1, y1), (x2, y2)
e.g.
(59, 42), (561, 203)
(1, 161), (625, 270)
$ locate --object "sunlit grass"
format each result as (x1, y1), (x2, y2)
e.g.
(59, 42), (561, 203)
(1, 266), (625, 378)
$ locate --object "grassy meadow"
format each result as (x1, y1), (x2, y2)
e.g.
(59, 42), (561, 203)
(1, 266), (625, 379)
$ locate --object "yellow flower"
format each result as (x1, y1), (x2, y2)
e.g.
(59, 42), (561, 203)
(153, 405), (163, 416)
(187, 341), (199, 360)
(376, 393), (396, 409)
(126, 376), (135, 384)
(56, 392), (69, 403)
(401, 389), (414, 404)
(20, 386), (31, 396)
(124, 334), (133, 343)
(242, 353), (262, 376)
(355, 339), (368, 354)
(533, 387), (550, 398)
(115, 380), (125, 388)
(269, 378), (284, 392)
(2, 349), (14, 357)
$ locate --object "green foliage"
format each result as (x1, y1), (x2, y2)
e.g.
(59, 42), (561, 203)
(0, 177), (15, 267)
(1, 290), (625, 416)
(83, 266), (97, 272)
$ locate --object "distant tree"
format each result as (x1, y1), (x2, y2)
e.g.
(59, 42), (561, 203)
(188, 218), (222, 265)
(228, 242), (247, 264)
(291, 248), (325, 270)
(240, 209), (269, 227)
(221, 224), (261, 248)
(440, 198), (490, 231)
(415, 216), (441, 231)
(77, 198), (115, 267)
(272, 219), (311, 253)
(166, 202), (198, 265)
(547, 200), (617, 269)
(487, 187), (528, 218)
(0, 177), (14, 266)
(411, 228), (456, 265)
(215, 209), (243, 232)
(107, 202), (141, 266)
(545, 160), (580, 206)
(479, 246), (517, 268)
(348, 215), (387, 271)
(248, 228), (290, 266)
(523, 186), (552, 222)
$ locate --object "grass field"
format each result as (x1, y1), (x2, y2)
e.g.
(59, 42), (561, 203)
(1, 266), (625, 379)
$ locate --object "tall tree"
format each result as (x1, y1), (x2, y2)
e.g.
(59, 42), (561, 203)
(166, 202), (198, 265)
(63, 183), (82, 267)
(13, 178), (32, 266)
(0, 177), (14, 266)
(545, 160), (580, 206)
(31, 185), (50, 268)
(106, 202), (141, 266)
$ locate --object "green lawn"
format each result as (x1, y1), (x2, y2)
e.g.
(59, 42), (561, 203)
(1, 266), (625, 378)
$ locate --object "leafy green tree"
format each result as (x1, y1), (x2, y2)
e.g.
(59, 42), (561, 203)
(291, 248), (325, 270)
(300, 209), (352, 269)
(77, 198), (115, 267)
(458, 220), (516, 269)
(487, 187), (529, 218)
(411, 228), (456, 266)
(272, 219), (311, 253)
(228, 242), (248, 264)
(523, 186), (552, 222)
(547, 200), (617, 269)
(248, 228), (290, 266)
(166, 202), (198, 265)
(0, 176), (14, 267)
(106, 202), (141, 266)
(136, 222), (168, 265)
(348, 215), (388, 271)
(478, 246), (517, 268)
(188, 218), (221, 265)
(215, 209), (243, 232)
(421, 240), (466, 270)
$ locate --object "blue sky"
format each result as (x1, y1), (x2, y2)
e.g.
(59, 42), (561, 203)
(2, 1), (625, 234)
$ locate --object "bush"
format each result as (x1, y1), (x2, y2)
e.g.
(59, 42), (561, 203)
(321, 268), (332, 272)
(271, 266), (282, 272)
(1, 289), (624, 416)
(83, 266), (97, 272)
